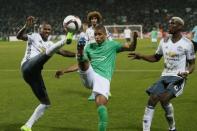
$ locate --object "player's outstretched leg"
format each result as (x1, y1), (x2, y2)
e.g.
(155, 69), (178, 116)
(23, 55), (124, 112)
(46, 32), (73, 56)
(20, 125), (32, 131)
(21, 104), (50, 131)
(77, 37), (86, 60)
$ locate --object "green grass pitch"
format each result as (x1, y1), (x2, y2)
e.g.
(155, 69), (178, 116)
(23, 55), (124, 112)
(0, 39), (196, 131)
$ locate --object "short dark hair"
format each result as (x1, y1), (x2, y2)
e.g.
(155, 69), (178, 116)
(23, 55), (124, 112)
(95, 24), (106, 34)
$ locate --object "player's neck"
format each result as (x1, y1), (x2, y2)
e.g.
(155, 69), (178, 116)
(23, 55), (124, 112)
(171, 33), (182, 43)
(40, 33), (48, 42)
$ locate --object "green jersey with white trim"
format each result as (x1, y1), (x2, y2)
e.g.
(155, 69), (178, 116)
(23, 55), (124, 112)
(84, 40), (122, 81)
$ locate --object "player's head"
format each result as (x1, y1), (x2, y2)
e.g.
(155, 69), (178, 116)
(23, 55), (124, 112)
(87, 11), (102, 26)
(39, 22), (52, 41)
(168, 16), (184, 34)
(94, 24), (107, 44)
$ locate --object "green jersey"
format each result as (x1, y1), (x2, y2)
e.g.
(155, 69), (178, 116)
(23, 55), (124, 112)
(151, 30), (158, 39)
(84, 40), (122, 81)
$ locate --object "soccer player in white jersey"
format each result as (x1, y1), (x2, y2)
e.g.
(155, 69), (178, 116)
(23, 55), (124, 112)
(17, 16), (75, 131)
(129, 17), (195, 131)
(191, 25), (197, 53)
(124, 26), (132, 42)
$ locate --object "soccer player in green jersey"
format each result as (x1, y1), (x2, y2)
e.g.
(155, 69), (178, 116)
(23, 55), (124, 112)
(77, 24), (138, 131)
(150, 27), (158, 47)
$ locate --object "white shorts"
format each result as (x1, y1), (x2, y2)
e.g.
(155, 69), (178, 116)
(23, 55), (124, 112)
(79, 66), (110, 99)
(151, 38), (157, 42)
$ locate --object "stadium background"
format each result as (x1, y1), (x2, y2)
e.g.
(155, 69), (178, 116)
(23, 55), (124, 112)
(0, 0), (197, 131)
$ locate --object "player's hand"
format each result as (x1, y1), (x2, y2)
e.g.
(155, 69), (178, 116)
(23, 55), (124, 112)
(55, 70), (64, 78)
(177, 71), (189, 78)
(128, 52), (141, 59)
(25, 16), (35, 28)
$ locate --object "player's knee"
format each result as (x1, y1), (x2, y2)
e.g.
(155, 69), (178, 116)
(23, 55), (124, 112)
(148, 95), (159, 107)
(159, 97), (171, 106)
(40, 99), (51, 106)
(96, 95), (108, 106)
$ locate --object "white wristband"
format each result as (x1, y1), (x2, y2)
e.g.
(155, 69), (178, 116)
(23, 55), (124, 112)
(186, 70), (189, 74)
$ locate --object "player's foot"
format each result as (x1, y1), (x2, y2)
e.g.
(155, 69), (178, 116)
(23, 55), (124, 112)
(77, 37), (86, 60)
(109, 92), (112, 97)
(66, 32), (73, 44)
(21, 125), (32, 131)
(88, 94), (95, 101)
(169, 128), (176, 131)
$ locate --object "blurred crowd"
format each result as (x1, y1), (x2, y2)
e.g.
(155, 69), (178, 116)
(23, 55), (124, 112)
(0, 0), (197, 38)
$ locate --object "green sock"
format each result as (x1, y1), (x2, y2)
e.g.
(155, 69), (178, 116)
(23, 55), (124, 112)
(97, 105), (108, 131)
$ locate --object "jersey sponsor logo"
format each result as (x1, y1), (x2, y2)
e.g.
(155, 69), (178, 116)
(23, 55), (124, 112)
(177, 46), (184, 52)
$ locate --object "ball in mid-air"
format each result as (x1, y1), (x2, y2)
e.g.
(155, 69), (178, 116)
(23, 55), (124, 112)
(63, 15), (82, 32)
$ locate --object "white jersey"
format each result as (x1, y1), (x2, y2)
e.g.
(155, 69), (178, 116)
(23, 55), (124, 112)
(124, 28), (131, 38)
(156, 36), (195, 76)
(85, 26), (112, 44)
(21, 33), (54, 65)
(86, 26), (96, 44)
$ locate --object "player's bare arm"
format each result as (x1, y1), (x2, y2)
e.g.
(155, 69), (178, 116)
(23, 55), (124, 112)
(178, 59), (195, 78)
(55, 64), (78, 78)
(128, 53), (162, 62)
(17, 16), (35, 41)
(120, 31), (138, 52)
(56, 49), (76, 57)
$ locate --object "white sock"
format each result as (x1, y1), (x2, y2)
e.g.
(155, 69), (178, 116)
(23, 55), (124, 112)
(91, 92), (95, 98)
(143, 106), (155, 131)
(46, 38), (66, 56)
(163, 103), (176, 130)
(25, 104), (49, 128)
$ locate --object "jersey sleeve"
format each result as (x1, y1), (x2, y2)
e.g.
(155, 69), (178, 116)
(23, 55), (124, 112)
(155, 39), (163, 55)
(27, 33), (34, 42)
(113, 41), (123, 52)
(186, 42), (196, 60)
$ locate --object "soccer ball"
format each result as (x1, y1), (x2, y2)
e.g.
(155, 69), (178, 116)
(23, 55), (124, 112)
(63, 15), (82, 32)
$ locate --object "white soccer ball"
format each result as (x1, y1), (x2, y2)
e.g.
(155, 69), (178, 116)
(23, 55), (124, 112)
(63, 15), (82, 32)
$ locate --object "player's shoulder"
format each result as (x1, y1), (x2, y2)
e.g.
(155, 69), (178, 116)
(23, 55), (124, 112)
(27, 32), (40, 40)
(181, 36), (192, 44)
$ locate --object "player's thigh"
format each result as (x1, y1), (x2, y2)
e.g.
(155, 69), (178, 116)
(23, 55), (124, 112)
(146, 77), (165, 96)
(166, 76), (185, 97)
(79, 65), (95, 89)
(93, 73), (110, 100)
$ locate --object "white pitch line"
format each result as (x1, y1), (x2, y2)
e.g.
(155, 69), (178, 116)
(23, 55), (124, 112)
(0, 69), (196, 72)
(0, 69), (162, 72)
